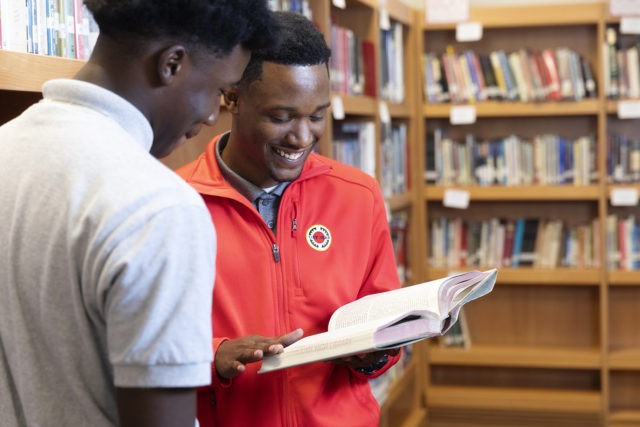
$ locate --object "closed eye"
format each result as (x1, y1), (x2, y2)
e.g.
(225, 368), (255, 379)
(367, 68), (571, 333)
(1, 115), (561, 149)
(271, 115), (292, 123)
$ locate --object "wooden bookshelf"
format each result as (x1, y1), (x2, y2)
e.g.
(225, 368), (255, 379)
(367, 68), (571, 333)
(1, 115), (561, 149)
(418, 2), (640, 426)
(313, 1), (424, 424)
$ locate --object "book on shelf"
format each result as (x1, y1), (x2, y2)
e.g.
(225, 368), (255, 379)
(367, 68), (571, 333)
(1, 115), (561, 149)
(332, 120), (376, 177)
(258, 269), (498, 373)
(361, 40), (377, 97)
(438, 307), (470, 348)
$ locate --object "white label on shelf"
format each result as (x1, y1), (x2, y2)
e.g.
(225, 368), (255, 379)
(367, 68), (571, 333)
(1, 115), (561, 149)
(331, 95), (345, 120)
(379, 101), (390, 124)
(443, 188), (470, 209)
(617, 100), (640, 119)
(450, 105), (476, 125)
(610, 0), (640, 17)
(425, 0), (469, 24)
(332, 0), (346, 9)
(456, 22), (483, 42)
(610, 187), (639, 206)
(620, 17), (640, 34)
(379, 8), (391, 31)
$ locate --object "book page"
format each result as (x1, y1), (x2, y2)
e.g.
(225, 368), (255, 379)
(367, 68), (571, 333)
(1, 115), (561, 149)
(444, 269), (497, 310)
(328, 271), (480, 331)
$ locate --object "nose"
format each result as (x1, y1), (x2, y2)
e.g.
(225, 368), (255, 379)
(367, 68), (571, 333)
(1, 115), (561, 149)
(288, 119), (314, 147)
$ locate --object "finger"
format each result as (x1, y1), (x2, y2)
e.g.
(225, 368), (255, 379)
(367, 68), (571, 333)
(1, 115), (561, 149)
(266, 344), (284, 354)
(279, 328), (304, 346)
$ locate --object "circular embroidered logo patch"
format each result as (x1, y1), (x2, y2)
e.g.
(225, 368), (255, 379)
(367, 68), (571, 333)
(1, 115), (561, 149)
(306, 224), (332, 251)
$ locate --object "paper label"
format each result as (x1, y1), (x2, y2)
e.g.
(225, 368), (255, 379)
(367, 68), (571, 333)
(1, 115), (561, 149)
(379, 101), (390, 124)
(450, 105), (476, 125)
(443, 188), (470, 209)
(332, 0), (346, 9)
(379, 9), (391, 31)
(425, 0), (470, 24)
(618, 100), (640, 119)
(621, 17), (640, 34)
(611, 187), (639, 206)
(331, 95), (345, 120)
(456, 22), (483, 42)
(610, 0), (640, 17)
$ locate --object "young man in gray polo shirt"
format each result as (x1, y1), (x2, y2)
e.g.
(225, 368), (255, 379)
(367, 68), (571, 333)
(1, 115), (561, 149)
(0, 2), (277, 426)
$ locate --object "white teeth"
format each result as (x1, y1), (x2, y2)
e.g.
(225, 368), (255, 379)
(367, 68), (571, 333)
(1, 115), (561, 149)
(275, 148), (304, 160)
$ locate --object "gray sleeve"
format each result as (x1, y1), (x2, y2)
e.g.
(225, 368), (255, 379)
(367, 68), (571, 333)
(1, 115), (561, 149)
(99, 202), (216, 388)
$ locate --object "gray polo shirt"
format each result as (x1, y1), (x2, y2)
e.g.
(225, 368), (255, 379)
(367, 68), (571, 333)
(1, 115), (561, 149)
(215, 133), (289, 233)
(0, 79), (215, 427)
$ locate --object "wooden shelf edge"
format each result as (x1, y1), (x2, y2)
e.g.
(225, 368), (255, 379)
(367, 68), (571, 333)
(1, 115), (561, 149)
(425, 267), (601, 285)
(0, 51), (84, 92)
(422, 3), (603, 29)
(428, 345), (601, 369)
(609, 410), (640, 424)
(608, 271), (640, 285)
(333, 93), (378, 116)
(423, 185), (601, 201)
(426, 386), (602, 414)
(609, 348), (640, 370)
(386, 191), (413, 210)
(387, 101), (413, 118)
(606, 99), (640, 115)
(385, 0), (413, 26)
(423, 99), (600, 118)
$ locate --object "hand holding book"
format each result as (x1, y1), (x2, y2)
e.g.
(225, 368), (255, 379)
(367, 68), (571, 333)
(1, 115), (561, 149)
(259, 269), (498, 373)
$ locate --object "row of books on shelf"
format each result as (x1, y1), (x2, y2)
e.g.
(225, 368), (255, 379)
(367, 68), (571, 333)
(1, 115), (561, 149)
(606, 214), (640, 271)
(425, 129), (597, 187)
(332, 120), (410, 199)
(608, 133), (640, 183)
(332, 120), (376, 178)
(603, 26), (640, 100)
(423, 47), (596, 104)
(0, 0), (98, 60)
(329, 24), (377, 98)
(389, 211), (409, 284)
(329, 20), (405, 102)
(380, 122), (408, 198)
(267, 0), (312, 20)
(379, 20), (404, 103)
(429, 217), (600, 270)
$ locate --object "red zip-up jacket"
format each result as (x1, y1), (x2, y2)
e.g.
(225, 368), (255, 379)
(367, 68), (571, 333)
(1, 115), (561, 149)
(177, 134), (402, 427)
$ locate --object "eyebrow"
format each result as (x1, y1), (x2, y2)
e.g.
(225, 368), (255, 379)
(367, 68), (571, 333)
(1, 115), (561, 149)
(270, 102), (331, 112)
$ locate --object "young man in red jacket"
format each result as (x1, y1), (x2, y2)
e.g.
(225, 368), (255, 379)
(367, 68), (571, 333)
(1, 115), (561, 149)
(178, 11), (402, 427)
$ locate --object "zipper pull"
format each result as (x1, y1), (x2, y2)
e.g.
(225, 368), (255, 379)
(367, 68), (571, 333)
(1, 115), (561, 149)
(292, 218), (298, 236)
(272, 244), (280, 262)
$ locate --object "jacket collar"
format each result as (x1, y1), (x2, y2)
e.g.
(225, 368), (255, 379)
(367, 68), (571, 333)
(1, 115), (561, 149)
(188, 133), (332, 198)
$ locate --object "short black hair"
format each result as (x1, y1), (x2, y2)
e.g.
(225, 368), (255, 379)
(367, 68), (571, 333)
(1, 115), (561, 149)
(240, 11), (331, 85)
(84, 0), (278, 57)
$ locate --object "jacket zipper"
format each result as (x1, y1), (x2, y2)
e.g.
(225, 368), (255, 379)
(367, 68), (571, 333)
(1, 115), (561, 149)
(272, 243), (280, 262)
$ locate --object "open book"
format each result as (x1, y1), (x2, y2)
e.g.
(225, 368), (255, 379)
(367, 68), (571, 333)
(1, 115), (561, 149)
(258, 268), (497, 374)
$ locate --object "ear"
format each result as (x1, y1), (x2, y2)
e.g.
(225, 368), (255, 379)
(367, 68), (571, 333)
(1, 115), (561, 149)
(157, 45), (187, 85)
(224, 88), (240, 114)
